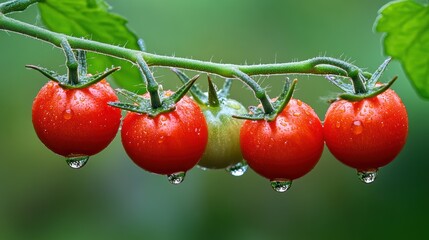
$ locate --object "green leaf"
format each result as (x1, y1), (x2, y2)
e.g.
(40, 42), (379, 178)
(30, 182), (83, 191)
(375, 0), (429, 98)
(38, 0), (145, 93)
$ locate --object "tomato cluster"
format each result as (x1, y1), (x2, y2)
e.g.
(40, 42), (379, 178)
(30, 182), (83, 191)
(240, 89), (407, 190)
(32, 74), (408, 191)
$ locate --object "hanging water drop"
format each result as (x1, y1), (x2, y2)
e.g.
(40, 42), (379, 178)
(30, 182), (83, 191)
(66, 155), (89, 169)
(167, 172), (186, 185)
(270, 179), (292, 192)
(226, 160), (248, 177)
(357, 169), (378, 184)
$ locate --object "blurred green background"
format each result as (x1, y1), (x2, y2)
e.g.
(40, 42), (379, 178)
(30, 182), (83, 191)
(1, 0), (428, 239)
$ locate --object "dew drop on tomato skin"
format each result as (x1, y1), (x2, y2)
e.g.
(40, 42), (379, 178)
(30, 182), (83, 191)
(351, 120), (363, 135)
(62, 109), (74, 120)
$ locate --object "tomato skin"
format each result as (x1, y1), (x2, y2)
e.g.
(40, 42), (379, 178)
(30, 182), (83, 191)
(240, 99), (324, 180)
(198, 99), (247, 169)
(323, 89), (408, 170)
(121, 93), (208, 175)
(32, 80), (121, 157)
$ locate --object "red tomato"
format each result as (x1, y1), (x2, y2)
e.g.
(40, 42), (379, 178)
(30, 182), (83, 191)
(32, 80), (121, 157)
(121, 92), (208, 175)
(240, 99), (324, 181)
(323, 88), (408, 171)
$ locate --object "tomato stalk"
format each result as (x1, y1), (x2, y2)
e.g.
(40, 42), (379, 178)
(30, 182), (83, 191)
(60, 38), (80, 85)
(326, 58), (397, 101)
(136, 55), (162, 109)
(109, 75), (200, 117)
(232, 69), (275, 114)
(233, 78), (297, 121)
(25, 40), (121, 90)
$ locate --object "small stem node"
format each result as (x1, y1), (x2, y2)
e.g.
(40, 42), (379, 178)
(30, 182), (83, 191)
(136, 55), (162, 108)
(60, 38), (79, 85)
(232, 69), (274, 114)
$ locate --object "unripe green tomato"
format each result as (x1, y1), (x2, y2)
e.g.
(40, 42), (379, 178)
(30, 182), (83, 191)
(197, 98), (247, 169)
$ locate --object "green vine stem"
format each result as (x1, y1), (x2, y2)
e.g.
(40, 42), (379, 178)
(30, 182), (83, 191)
(232, 69), (274, 114)
(0, 6), (373, 103)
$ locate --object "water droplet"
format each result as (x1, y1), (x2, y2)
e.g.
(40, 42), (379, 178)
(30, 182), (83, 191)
(226, 160), (248, 177)
(66, 155), (89, 169)
(365, 117), (372, 124)
(296, 99), (303, 106)
(335, 121), (341, 128)
(357, 169), (378, 184)
(158, 136), (164, 144)
(351, 120), (363, 135)
(293, 112), (301, 117)
(270, 179), (292, 193)
(159, 115), (167, 122)
(63, 109), (73, 120)
(167, 172), (186, 185)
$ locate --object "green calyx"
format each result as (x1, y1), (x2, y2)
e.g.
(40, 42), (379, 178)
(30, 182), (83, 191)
(171, 68), (233, 107)
(26, 39), (120, 89)
(326, 57), (397, 101)
(109, 74), (200, 117)
(172, 67), (297, 121)
(233, 78), (298, 121)
(26, 64), (120, 89)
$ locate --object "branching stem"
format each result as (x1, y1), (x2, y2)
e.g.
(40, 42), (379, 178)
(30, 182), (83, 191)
(0, 4), (372, 112)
